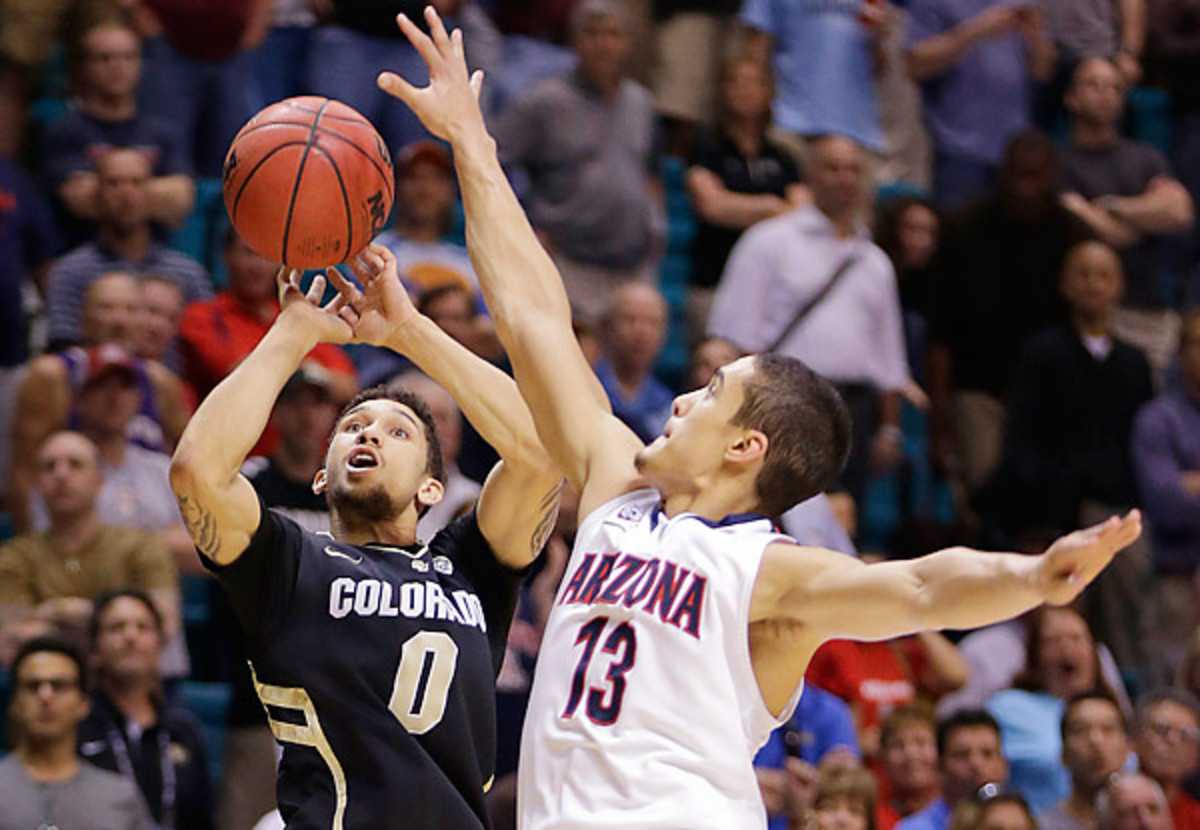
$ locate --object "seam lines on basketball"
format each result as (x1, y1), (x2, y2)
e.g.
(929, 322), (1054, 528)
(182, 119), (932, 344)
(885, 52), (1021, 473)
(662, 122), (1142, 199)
(231, 142), (306, 224)
(286, 102), (369, 124)
(281, 98), (332, 263)
(312, 144), (353, 259)
(235, 121), (393, 200)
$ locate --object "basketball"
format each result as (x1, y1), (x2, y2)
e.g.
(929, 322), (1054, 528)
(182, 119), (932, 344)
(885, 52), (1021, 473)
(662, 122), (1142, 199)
(222, 96), (395, 269)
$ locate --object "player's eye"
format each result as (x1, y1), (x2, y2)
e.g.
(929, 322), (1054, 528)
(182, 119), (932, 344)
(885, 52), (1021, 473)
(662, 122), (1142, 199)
(346, 422), (363, 433)
(392, 427), (408, 438)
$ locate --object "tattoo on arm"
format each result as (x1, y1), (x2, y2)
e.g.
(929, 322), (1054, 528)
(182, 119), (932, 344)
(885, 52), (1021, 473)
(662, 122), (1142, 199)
(529, 479), (564, 555)
(176, 494), (221, 559)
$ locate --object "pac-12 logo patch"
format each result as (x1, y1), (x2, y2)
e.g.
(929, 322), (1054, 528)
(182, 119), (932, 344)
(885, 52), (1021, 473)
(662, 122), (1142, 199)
(616, 505), (643, 522)
(433, 556), (454, 575)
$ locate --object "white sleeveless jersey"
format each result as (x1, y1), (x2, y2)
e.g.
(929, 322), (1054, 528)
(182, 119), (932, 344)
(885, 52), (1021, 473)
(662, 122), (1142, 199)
(518, 488), (798, 830)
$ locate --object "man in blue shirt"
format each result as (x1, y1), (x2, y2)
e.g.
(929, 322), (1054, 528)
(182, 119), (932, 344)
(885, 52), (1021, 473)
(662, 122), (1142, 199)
(1134, 310), (1200, 686)
(594, 282), (674, 444)
(900, 710), (1011, 830)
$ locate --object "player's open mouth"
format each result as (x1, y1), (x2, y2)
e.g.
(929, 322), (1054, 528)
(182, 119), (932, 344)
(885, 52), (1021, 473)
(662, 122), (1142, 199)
(347, 449), (380, 472)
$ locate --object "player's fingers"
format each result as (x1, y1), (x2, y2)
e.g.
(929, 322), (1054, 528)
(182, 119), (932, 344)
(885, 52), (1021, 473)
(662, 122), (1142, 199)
(306, 273), (327, 302)
(345, 254), (374, 285)
(325, 267), (361, 300)
(377, 71), (419, 104)
(361, 248), (386, 273)
(469, 69), (484, 100)
(338, 304), (360, 327)
(425, 6), (452, 53)
(451, 28), (466, 64)
(396, 13), (441, 69)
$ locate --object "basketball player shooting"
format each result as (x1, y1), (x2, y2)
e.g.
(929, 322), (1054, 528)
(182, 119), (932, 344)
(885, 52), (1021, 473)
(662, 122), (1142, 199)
(375, 8), (1144, 829)
(168, 249), (561, 830)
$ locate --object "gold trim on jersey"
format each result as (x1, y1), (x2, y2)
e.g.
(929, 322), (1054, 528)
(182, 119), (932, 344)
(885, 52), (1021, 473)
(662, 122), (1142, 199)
(251, 665), (348, 830)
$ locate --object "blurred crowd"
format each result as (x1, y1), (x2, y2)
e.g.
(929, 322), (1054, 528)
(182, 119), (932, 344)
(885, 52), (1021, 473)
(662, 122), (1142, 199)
(0, 0), (1199, 829)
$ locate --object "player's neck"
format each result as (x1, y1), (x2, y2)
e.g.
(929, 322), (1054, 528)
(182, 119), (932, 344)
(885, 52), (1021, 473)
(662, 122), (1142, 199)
(330, 508), (420, 548)
(18, 739), (80, 782)
(658, 476), (761, 522)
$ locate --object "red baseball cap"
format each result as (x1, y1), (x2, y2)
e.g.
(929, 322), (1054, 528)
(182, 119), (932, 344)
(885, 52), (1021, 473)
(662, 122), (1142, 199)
(81, 344), (138, 388)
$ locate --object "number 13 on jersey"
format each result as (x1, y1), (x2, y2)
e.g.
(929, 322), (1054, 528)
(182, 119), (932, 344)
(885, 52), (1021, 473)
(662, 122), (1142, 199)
(562, 617), (638, 725)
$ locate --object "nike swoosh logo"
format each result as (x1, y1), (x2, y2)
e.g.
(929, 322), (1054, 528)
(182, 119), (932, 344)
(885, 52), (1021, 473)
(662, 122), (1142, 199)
(324, 546), (363, 564)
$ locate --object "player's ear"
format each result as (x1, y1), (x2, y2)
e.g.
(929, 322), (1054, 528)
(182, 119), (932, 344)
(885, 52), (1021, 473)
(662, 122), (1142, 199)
(725, 429), (767, 466)
(415, 476), (444, 509)
(312, 468), (328, 495)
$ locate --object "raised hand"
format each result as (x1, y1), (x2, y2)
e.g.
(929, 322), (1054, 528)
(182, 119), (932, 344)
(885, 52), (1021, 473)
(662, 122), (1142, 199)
(327, 244), (419, 348)
(1035, 511), (1142, 605)
(376, 7), (487, 144)
(277, 266), (357, 344)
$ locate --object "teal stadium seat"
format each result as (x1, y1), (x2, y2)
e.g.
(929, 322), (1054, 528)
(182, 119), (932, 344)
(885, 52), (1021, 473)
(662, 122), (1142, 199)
(178, 680), (232, 786)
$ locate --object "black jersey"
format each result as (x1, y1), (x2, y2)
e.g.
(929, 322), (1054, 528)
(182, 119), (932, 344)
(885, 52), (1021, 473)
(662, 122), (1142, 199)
(204, 499), (521, 830)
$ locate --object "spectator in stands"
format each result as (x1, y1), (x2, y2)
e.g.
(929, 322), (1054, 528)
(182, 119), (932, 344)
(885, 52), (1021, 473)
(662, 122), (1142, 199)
(494, 0), (663, 323)
(396, 371), (483, 539)
(594, 282), (673, 443)
(926, 130), (1089, 497)
(986, 607), (1121, 814)
(1035, 0), (1147, 129)
(20, 346), (195, 576)
(8, 280), (192, 533)
(45, 147), (211, 351)
(377, 141), (482, 301)
(1133, 690), (1200, 830)
(1059, 57), (1195, 377)
(651, 0), (740, 158)
(899, 711), (1011, 830)
(740, 0), (886, 162)
(0, 637), (150, 830)
(905, 0), (1055, 209)
(1150, 0), (1200, 269)
(252, 0), (317, 104)
(688, 335), (742, 392)
(1132, 310), (1200, 684)
(1038, 691), (1130, 830)
(990, 240), (1153, 667)
(134, 274), (185, 368)
(684, 56), (806, 341)
(309, 1), (500, 159)
(45, 14), (195, 240)
(813, 765), (880, 830)
(417, 282), (502, 362)
(877, 707), (944, 829)
(0, 154), (60, 499)
(133, 0), (268, 179)
(808, 636), (968, 759)
(709, 134), (908, 512)
(79, 590), (214, 830)
(875, 196), (939, 385)
(178, 229), (357, 421)
(757, 685), (862, 830)
(1097, 773), (1174, 830)
(0, 431), (181, 659)
(948, 791), (1036, 830)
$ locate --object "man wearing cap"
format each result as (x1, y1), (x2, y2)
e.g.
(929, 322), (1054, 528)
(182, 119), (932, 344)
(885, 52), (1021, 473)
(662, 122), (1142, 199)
(493, 0), (664, 323)
(178, 229), (357, 456)
(0, 430), (180, 660)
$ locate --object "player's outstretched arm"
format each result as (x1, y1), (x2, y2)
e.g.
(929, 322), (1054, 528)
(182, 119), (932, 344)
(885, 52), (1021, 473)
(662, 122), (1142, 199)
(333, 246), (562, 567)
(169, 271), (355, 565)
(752, 510), (1142, 642)
(377, 8), (644, 515)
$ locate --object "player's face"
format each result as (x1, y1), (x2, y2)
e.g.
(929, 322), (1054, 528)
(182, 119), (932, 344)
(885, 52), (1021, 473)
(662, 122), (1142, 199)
(636, 355), (758, 492)
(94, 596), (163, 683)
(319, 399), (441, 518)
(11, 652), (89, 745)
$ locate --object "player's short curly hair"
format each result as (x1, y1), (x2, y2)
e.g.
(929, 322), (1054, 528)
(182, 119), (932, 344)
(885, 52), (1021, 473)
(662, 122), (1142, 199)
(731, 354), (851, 518)
(331, 385), (445, 483)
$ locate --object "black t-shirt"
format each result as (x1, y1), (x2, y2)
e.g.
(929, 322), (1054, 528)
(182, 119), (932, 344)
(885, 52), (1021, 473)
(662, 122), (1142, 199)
(927, 198), (1091, 398)
(687, 129), (801, 289)
(1061, 138), (1173, 309)
(79, 692), (214, 830)
(205, 501), (520, 830)
(332, 1), (432, 36)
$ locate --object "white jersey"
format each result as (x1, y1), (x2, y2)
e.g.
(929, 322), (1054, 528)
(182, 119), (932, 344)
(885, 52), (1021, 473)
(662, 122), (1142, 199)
(519, 488), (797, 830)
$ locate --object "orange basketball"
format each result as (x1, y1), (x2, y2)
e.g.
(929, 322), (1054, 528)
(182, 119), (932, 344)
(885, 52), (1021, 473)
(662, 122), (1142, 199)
(222, 96), (394, 268)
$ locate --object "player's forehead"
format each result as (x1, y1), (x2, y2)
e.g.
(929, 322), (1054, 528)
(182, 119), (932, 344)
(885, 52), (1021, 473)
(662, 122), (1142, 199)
(338, 399), (423, 432)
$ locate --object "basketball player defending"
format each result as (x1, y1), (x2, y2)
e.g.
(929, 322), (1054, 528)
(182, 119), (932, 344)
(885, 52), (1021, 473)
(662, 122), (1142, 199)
(168, 246), (561, 830)
(375, 9), (1143, 829)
